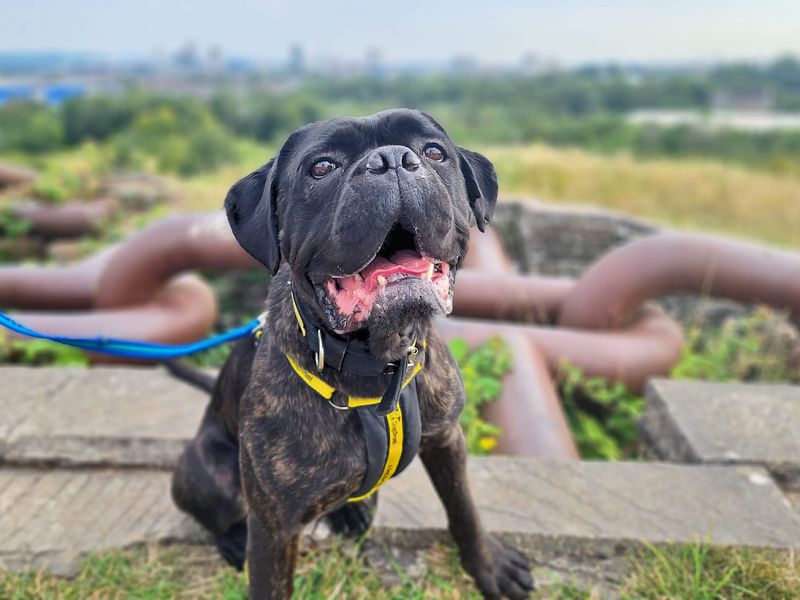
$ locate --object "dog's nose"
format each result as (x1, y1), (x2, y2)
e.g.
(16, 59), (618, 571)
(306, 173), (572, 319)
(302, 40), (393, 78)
(365, 146), (420, 173)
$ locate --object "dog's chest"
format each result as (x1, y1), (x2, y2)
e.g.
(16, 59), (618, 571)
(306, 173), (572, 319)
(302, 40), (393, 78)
(240, 366), (370, 513)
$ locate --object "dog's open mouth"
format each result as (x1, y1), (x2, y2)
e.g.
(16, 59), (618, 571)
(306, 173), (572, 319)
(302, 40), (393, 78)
(319, 225), (453, 332)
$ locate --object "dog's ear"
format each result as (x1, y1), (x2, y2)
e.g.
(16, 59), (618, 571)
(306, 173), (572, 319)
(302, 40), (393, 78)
(458, 147), (498, 232)
(225, 159), (281, 274)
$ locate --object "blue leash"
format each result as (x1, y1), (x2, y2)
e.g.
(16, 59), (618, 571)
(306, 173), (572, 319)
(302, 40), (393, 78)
(0, 311), (265, 360)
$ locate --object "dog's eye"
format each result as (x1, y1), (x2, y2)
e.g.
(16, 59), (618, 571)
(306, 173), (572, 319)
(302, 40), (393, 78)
(423, 145), (445, 161)
(311, 159), (337, 178)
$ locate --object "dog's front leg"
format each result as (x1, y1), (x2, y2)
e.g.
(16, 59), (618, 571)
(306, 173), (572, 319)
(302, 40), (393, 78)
(420, 428), (534, 599)
(246, 512), (298, 600)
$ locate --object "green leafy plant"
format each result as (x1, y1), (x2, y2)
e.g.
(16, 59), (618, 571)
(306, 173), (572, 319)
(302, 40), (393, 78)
(0, 207), (31, 238)
(560, 363), (643, 460)
(0, 335), (88, 367)
(558, 307), (799, 461)
(672, 307), (799, 383)
(449, 337), (511, 455)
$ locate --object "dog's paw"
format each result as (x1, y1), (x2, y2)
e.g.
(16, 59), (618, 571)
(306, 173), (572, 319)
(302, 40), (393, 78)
(214, 519), (247, 571)
(464, 534), (534, 600)
(323, 495), (377, 538)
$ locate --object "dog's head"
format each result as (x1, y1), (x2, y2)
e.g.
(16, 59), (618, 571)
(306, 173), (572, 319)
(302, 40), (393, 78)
(225, 108), (497, 358)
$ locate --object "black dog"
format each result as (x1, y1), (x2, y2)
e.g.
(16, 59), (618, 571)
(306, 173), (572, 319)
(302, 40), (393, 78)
(169, 109), (533, 599)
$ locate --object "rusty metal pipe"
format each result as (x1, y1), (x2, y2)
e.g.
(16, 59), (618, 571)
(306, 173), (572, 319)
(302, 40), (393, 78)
(454, 270), (574, 323)
(0, 162), (37, 187)
(95, 213), (259, 308)
(463, 227), (516, 273)
(6, 274), (217, 362)
(0, 246), (117, 310)
(558, 233), (800, 330)
(10, 199), (117, 239)
(479, 332), (579, 458)
(436, 304), (684, 394)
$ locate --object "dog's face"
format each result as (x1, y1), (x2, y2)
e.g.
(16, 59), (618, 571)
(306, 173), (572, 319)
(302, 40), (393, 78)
(226, 109), (497, 356)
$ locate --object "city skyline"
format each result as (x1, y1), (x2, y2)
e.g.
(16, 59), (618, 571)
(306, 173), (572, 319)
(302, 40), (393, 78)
(2, 1), (800, 67)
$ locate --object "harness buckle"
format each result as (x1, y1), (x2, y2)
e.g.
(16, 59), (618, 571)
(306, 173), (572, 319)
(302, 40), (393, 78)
(315, 329), (325, 372)
(406, 342), (419, 366)
(328, 399), (350, 411)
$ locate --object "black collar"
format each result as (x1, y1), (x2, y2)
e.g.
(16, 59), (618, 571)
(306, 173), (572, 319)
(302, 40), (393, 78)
(290, 288), (421, 415)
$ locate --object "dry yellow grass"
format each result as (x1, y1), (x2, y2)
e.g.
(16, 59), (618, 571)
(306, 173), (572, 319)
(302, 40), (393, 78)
(485, 144), (800, 248)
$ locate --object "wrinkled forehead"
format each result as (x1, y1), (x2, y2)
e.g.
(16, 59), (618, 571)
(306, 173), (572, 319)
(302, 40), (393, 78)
(299, 110), (450, 160)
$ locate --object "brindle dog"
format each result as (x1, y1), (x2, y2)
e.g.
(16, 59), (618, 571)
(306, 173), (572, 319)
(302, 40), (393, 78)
(169, 109), (534, 599)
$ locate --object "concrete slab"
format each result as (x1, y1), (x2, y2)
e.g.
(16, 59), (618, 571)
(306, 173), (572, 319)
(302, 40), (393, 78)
(0, 366), (205, 468)
(0, 468), (205, 575)
(641, 379), (800, 490)
(2, 458), (798, 576)
(376, 458), (800, 565)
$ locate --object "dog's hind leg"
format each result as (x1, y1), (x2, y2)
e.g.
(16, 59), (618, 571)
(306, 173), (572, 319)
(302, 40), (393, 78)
(172, 410), (247, 569)
(322, 494), (378, 538)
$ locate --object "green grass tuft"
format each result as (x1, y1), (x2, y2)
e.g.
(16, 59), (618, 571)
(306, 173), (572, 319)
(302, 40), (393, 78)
(620, 543), (800, 600)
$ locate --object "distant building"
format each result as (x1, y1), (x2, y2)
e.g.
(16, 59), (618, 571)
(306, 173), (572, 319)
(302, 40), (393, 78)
(450, 55), (478, 74)
(712, 89), (773, 112)
(288, 44), (306, 75)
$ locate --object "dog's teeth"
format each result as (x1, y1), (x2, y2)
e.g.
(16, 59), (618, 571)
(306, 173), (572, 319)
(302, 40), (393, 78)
(353, 273), (364, 282)
(377, 275), (387, 286)
(426, 263), (434, 280)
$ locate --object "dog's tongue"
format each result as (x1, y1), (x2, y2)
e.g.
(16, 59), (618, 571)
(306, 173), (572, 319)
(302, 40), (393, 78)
(329, 250), (433, 320)
(360, 250), (431, 289)
(336, 250), (431, 296)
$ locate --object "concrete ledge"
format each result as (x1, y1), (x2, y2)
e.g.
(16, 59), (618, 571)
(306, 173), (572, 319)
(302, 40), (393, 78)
(0, 366), (204, 468)
(378, 458), (800, 557)
(2, 457), (799, 576)
(2, 367), (799, 578)
(0, 468), (206, 575)
(641, 379), (800, 491)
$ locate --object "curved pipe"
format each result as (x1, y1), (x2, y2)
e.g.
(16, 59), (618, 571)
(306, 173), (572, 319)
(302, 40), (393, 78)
(558, 233), (800, 330)
(454, 270), (574, 323)
(479, 332), (579, 459)
(95, 213), (259, 308)
(436, 304), (684, 394)
(463, 227), (516, 273)
(10, 199), (117, 239)
(0, 162), (37, 187)
(6, 274), (217, 363)
(0, 245), (117, 310)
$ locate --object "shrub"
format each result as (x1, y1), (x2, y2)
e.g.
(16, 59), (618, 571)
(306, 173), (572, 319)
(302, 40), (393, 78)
(449, 337), (510, 454)
(0, 100), (63, 153)
(111, 104), (239, 175)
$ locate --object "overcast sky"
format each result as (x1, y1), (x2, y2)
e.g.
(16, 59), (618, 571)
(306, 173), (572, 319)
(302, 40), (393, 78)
(2, 0), (799, 66)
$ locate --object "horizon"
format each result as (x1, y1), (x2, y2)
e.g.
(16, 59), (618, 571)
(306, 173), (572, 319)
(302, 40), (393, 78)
(3, 1), (800, 67)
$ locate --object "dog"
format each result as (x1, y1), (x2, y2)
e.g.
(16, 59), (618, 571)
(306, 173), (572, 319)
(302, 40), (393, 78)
(169, 109), (534, 599)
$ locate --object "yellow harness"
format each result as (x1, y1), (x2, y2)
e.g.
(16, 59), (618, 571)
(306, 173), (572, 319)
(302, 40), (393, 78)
(283, 294), (424, 502)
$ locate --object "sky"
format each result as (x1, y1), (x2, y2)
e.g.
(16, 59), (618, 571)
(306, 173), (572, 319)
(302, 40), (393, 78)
(2, 0), (800, 66)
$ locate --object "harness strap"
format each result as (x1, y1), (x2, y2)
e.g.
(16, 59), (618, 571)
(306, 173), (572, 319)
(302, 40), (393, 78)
(284, 352), (422, 408)
(348, 401), (404, 501)
(283, 349), (423, 502)
(291, 292), (401, 376)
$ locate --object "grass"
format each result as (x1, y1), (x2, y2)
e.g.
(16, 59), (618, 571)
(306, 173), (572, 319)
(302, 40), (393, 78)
(621, 543), (799, 600)
(0, 542), (484, 600)
(2, 541), (796, 599)
(486, 143), (800, 248)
